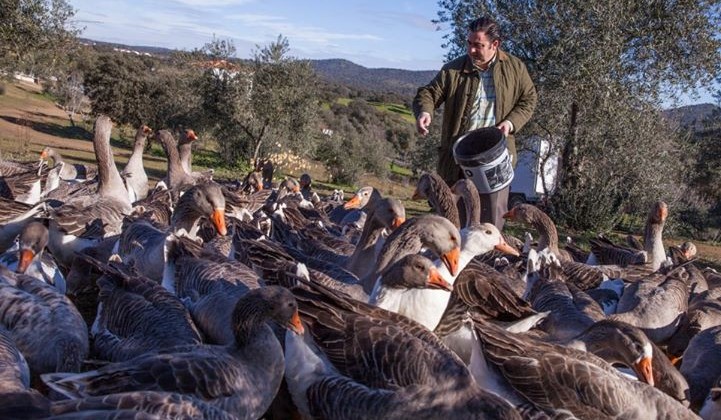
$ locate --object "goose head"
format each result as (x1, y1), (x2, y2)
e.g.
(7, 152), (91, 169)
(173, 183), (227, 236)
(418, 215), (461, 276)
(379, 254), (452, 292)
(575, 319), (655, 386)
(464, 223), (520, 257)
(373, 198), (406, 231)
(232, 286), (304, 344)
(411, 173), (433, 200)
(16, 221), (49, 274)
(344, 186), (375, 210)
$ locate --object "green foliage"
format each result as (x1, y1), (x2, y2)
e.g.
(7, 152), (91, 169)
(0, 0), (81, 78)
(435, 0), (721, 231)
(197, 35), (320, 166)
(82, 53), (155, 126)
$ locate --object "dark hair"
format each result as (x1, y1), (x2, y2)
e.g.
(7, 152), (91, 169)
(468, 16), (501, 43)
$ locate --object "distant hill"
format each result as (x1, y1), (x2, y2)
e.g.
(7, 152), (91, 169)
(80, 39), (436, 98)
(662, 103), (720, 131)
(310, 59), (436, 98)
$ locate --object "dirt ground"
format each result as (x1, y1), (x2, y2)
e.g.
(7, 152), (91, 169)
(1, 79), (720, 267)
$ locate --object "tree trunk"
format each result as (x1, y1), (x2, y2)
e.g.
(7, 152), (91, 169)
(559, 101), (580, 192)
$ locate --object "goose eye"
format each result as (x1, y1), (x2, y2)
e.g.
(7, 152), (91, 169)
(485, 230), (492, 235)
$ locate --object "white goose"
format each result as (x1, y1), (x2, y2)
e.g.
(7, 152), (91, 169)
(121, 124), (152, 202)
(369, 222), (518, 331)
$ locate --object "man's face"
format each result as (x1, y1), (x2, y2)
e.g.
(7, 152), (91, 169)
(467, 31), (499, 68)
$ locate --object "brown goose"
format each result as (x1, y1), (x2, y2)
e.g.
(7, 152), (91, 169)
(610, 264), (690, 343)
(0, 197), (46, 253)
(47, 116), (132, 268)
(452, 178), (481, 228)
(667, 287), (721, 359)
(40, 146), (96, 181)
(472, 318), (699, 419)
(89, 259), (203, 362)
(413, 172), (461, 228)
(163, 235), (264, 345)
(178, 129), (214, 183)
(117, 182), (227, 282)
(0, 326), (50, 418)
(680, 325), (721, 410)
(285, 280), (521, 419)
(43, 286), (304, 420)
(120, 124), (152, 202)
(155, 130), (195, 190)
(0, 164), (47, 204)
(503, 204), (612, 290)
(0, 266), (89, 382)
(362, 214), (461, 293)
(48, 391), (237, 419)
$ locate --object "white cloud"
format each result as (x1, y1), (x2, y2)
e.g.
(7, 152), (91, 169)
(171, 0), (255, 6)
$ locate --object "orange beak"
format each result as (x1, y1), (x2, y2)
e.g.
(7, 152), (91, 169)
(292, 185), (300, 193)
(441, 246), (460, 276)
(502, 208), (516, 220)
(391, 217), (405, 230)
(287, 310), (305, 335)
(495, 238), (520, 256)
(426, 267), (453, 291)
(187, 130), (198, 141)
(659, 205), (668, 222)
(633, 356), (654, 387)
(344, 195), (362, 209)
(211, 208), (227, 236)
(17, 249), (35, 274)
(143, 126), (152, 134)
(255, 181), (263, 191)
(39, 150), (47, 159)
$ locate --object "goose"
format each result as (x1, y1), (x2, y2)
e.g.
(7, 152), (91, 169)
(362, 214), (461, 293)
(327, 185), (381, 225)
(680, 325), (721, 410)
(178, 129), (214, 183)
(610, 263), (690, 343)
(452, 178), (481, 228)
(0, 220), (66, 293)
(0, 197), (46, 253)
(700, 381), (721, 420)
(0, 266), (88, 382)
(284, 280), (521, 419)
(413, 172), (461, 228)
(370, 222), (518, 331)
(89, 258), (203, 362)
(121, 124), (152, 202)
(472, 317), (699, 419)
(117, 182), (227, 282)
(155, 130), (195, 190)
(40, 146), (96, 181)
(163, 235), (264, 345)
(47, 115), (132, 268)
(47, 391), (237, 419)
(299, 173), (320, 204)
(503, 204), (616, 290)
(667, 287), (721, 359)
(0, 163), (47, 204)
(42, 286), (304, 420)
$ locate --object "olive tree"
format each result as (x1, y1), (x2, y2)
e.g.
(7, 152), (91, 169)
(0, 0), (81, 79)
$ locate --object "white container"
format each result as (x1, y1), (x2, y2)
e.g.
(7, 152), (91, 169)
(452, 127), (514, 194)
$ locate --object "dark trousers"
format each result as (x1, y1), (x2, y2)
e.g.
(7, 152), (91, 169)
(480, 185), (509, 230)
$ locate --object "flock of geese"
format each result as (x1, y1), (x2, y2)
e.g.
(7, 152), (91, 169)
(0, 114), (720, 419)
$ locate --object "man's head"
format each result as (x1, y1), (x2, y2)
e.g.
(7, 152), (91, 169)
(467, 16), (501, 69)
(300, 173), (312, 188)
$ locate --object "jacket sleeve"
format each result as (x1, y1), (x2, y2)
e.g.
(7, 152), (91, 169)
(505, 62), (537, 133)
(412, 68), (449, 119)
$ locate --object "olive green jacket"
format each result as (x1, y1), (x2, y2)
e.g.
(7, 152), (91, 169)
(413, 50), (537, 185)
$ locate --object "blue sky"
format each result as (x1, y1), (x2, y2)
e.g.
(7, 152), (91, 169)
(67, 0), (717, 106)
(67, 0), (450, 71)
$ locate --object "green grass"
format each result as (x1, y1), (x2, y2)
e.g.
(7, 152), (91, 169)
(368, 101), (415, 123)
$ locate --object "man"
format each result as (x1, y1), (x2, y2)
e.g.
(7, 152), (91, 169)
(413, 16), (537, 229)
